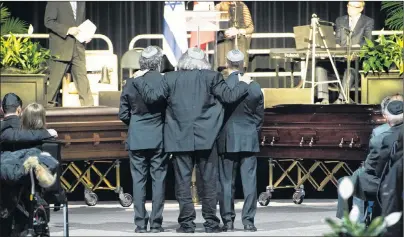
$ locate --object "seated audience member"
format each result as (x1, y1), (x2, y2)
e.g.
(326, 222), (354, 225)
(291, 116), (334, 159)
(336, 95), (403, 219)
(1, 102), (59, 237)
(378, 132), (403, 237)
(1, 93), (57, 150)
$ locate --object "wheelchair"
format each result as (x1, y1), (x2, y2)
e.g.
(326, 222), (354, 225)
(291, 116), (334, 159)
(0, 140), (69, 237)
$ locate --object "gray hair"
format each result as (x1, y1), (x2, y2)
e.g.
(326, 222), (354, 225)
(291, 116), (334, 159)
(381, 96), (392, 115)
(226, 59), (244, 72)
(139, 46), (163, 71)
(177, 51), (211, 70)
(381, 94), (403, 115)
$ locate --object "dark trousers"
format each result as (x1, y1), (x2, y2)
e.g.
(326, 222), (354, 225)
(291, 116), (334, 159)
(47, 41), (93, 106)
(219, 152), (257, 226)
(171, 145), (220, 230)
(129, 149), (168, 228)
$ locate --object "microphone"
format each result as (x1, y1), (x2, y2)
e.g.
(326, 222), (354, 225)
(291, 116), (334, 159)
(318, 20), (335, 26)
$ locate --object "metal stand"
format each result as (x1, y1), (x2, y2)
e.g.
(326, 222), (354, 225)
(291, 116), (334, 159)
(345, 29), (354, 104)
(302, 14), (348, 104)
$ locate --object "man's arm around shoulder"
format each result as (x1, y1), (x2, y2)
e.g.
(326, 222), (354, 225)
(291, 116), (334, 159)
(211, 71), (249, 104)
(118, 79), (132, 126)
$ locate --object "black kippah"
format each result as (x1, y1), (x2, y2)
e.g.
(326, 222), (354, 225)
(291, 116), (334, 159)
(387, 100), (403, 115)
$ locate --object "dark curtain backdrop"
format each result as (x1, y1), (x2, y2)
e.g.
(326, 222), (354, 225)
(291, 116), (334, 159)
(2, 1), (384, 201)
(4, 1), (384, 69)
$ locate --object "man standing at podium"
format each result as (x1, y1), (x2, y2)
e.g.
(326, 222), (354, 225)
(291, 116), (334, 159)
(316, 0), (374, 104)
(44, 1), (94, 107)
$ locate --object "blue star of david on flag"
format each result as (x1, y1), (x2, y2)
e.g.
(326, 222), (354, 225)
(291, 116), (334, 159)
(165, 1), (182, 11)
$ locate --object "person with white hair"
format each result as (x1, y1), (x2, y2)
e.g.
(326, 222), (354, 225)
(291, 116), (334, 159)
(119, 46), (167, 233)
(132, 47), (253, 233)
(336, 95), (404, 220)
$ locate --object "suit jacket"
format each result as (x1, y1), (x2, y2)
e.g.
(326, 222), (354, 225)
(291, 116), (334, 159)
(356, 123), (403, 199)
(119, 71), (166, 151)
(44, 1), (86, 61)
(217, 71), (264, 154)
(133, 69), (249, 152)
(0, 115), (52, 151)
(335, 14), (374, 47)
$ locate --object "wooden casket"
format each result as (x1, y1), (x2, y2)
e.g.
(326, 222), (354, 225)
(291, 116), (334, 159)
(257, 104), (385, 205)
(259, 104), (385, 160)
(46, 107), (128, 161)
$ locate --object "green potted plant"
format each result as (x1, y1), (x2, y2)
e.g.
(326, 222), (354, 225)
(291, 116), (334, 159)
(323, 178), (402, 237)
(358, 1), (403, 104)
(0, 4), (54, 106)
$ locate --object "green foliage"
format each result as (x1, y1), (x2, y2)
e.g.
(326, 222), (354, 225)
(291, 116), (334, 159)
(0, 3), (27, 36)
(381, 1), (404, 31)
(360, 34), (403, 75)
(324, 212), (387, 237)
(0, 34), (54, 74)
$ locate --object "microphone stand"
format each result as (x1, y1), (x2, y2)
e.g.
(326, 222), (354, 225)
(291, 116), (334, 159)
(344, 27), (353, 104)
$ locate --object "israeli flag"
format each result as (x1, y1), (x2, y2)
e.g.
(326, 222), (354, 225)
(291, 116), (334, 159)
(163, 1), (188, 67)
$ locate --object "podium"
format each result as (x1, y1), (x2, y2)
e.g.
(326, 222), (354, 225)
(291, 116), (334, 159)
(184, 10), (229, 67)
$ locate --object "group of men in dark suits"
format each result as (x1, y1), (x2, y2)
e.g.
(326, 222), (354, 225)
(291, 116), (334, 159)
(119, 46), (263, 233)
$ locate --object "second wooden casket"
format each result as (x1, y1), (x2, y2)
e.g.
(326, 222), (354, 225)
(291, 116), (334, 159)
(258, 104), (385, 161)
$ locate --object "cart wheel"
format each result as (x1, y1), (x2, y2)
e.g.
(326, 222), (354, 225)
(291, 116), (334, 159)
(119, 193), (133, 207)
(292, 191), (305, 204)
(258, 192), (270, 206)
(85, 192), (98, 206)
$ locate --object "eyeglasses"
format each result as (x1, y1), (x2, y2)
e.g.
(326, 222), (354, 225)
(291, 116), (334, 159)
(347, 3), (362, 9)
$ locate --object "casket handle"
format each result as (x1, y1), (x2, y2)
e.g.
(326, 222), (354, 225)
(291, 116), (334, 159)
(270, 137), (276, 146)
(261, 136), (267, 146)
(299, 137), (304, 147)
(64, 134), (71, 147)
(349, 138), (355, 148)
(339, 138), (344, 148)
(93, 133), (100, 146)
(309, 137), (314, 147)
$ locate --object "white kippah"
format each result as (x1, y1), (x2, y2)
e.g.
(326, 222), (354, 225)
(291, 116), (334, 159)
(226, 49), (244, 62)
(187, 47), (205, 60)
(141, 46), (158, 58)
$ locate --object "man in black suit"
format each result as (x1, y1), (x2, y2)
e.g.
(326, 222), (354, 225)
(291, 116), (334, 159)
(316, 0), (374, 104)
(118, 46), (167, 234)
(44, 1), (93, 107)
(217, 50), (263, 232)
(132, 47), (252, 233)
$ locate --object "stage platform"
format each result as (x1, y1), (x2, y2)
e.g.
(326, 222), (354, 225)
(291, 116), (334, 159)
(48, 199), (336, 236)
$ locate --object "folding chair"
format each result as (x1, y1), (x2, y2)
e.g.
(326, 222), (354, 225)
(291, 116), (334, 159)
(120, 47), (143, 90)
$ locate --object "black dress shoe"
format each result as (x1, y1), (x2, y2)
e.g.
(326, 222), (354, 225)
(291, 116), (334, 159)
(244, 224), (257, 232)
(176, 226), (195, 233)
(150, 227), (164, 233)
(205, 225), (222, 233)
(221, 222), (234, 232)
(135, 226), (147, 233)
